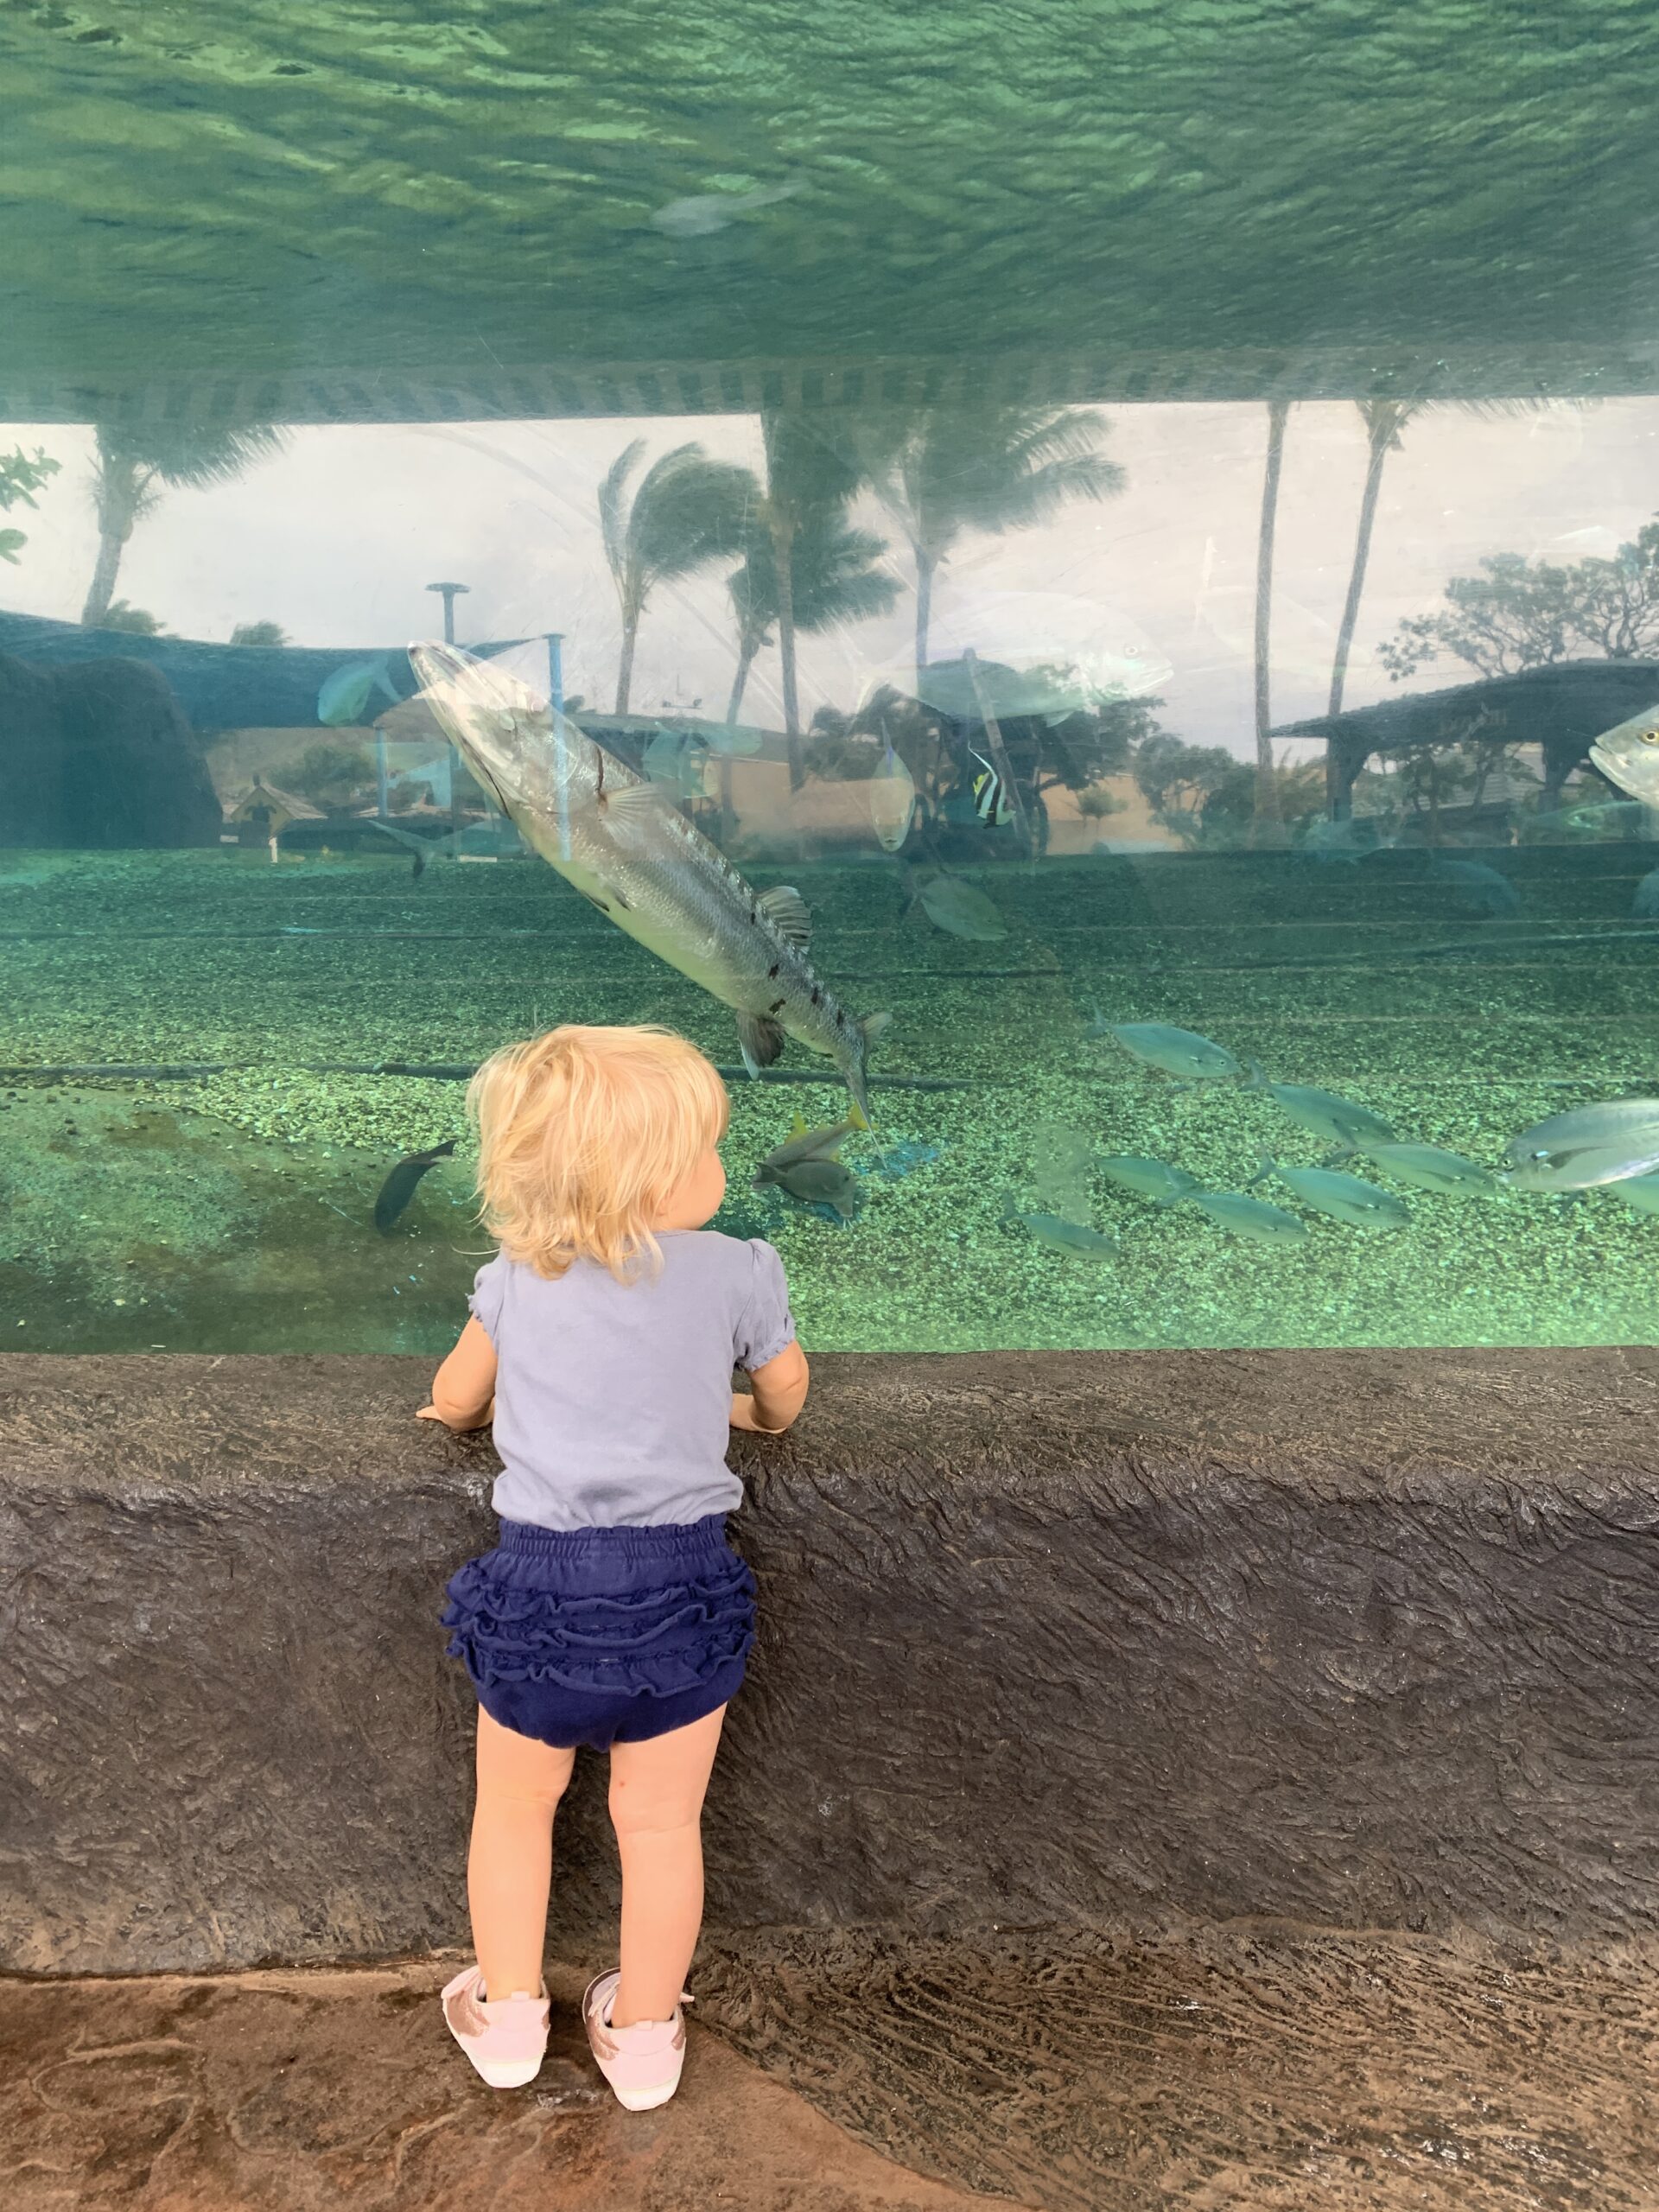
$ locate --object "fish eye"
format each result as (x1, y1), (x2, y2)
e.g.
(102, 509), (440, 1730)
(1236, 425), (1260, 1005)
(1644, 730), (1659, 744)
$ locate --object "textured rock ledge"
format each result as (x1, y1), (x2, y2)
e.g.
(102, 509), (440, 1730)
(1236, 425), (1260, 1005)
(3, 1349), (1658, 1974)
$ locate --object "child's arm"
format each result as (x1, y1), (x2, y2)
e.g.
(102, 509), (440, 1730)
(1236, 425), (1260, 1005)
(417, 1318), (499, 1430)
(730, 1340), (810, 1434)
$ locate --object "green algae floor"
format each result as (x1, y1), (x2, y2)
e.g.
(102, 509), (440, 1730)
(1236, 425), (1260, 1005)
(2, 842), (1657, 1354)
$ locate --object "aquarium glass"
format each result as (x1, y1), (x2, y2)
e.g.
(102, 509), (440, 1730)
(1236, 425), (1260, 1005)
(3, 5), (1656, 1352)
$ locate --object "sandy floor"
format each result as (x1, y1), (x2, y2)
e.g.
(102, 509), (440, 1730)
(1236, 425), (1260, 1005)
(7, 1924), (1656, 2211)
(0, 1958), (1007, 2212)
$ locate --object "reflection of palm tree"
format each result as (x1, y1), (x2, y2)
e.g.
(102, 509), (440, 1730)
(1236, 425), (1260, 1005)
(725, 517), (899, 722)
(599, 440), (760, 715)
(82, 423), (285, 627)
(1326, 399), (1416, 726)
(1325, 397), (1574, 806)
(758, 414), (863, 786)
(1252, 398), (1290, 841)
(851, 406), (1124, 677)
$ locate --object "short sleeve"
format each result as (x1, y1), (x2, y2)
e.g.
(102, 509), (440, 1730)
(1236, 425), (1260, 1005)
(733, 1238), (796, 1372)
(468, 1255), (508, 1343)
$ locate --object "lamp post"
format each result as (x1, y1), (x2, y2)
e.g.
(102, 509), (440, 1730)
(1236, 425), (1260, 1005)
(426, 582), (470, 823)
(425, 581), (469, 645)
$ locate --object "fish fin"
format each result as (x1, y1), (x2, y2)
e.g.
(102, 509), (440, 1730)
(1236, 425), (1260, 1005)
(849, 1101), (871, 1132)
(755, 885), (811, 947)
(788, 1109), (810, 1138)
(601, 779), (675, 832)
(1245, 1059), (1268, 1091)
(859, 1011), (892, 1047)
(735, 1012), (786, 1076)
(1246, 1154), (1276, 1188)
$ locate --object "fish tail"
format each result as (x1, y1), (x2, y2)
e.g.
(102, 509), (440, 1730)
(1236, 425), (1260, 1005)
(844, 1011), (890, 1122)
(1245, 1059), (1268, 1092)
(1246, 1154), (1276, 1188)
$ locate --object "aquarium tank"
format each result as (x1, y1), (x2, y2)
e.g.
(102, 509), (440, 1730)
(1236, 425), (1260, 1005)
(2, 3), (1656, 1354)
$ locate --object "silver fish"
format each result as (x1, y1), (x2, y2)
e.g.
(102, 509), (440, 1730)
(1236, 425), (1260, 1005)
(1589, 703), (1659, 804)
(1504, 1098), (1659, 1192)
(410, 643), (888, 1116)
(1110, 1023), (1238, 1082)
(1096, 1154), (1199, 1203)
(1007, 1208), (1119, 1259)
(650, 182), (801, 238)
(1428, 853), (1521, 917)
(1186, 1190), (1308, 1244)
(1354, 1141), (1498, 1197)
(868, 743), (916, 854)
(1617, 1171), (1659, 1216)
(1247, 1065), (1395, 1148)
(1260, 1158), (1410, 1230)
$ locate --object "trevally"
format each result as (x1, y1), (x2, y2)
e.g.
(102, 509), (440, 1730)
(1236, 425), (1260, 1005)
(1617, 1171), (1659, 1216)
(1504, 1098), (1659, 1192)
(1185, 1189), (1309, 1244)
(1257, 1157), (1410, 1230)
(1246, 1064), (1395, 1148)
(1004, 1206), (1119, 1259)
(1110, 1022), (1239, 1082)
(1096, 1154), (1199, 1203)
(1353, 1141), (1498, 1197)
(1589, 704), (1659, 804)
(411, 643), (888, 1116)
(318, 652), (402, 727)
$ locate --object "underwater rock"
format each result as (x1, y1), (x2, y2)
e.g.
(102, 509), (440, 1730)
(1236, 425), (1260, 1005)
(0, 650), (220, 849)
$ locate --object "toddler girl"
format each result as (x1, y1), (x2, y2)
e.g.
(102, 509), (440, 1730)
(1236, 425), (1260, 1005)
(419, 1024), (808, 2110)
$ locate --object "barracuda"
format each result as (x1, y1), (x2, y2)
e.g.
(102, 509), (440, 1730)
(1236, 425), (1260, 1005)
(410, 644), (888, 1116)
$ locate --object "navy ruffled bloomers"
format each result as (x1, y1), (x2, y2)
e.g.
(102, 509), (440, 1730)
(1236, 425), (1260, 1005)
(442, 1515), (755, 1751)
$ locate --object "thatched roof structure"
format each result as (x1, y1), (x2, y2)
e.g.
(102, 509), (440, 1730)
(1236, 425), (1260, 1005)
(1276, 661), (1659, 814)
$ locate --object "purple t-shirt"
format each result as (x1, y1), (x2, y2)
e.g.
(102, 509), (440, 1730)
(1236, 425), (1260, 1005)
(467, 1231), (795, 1530)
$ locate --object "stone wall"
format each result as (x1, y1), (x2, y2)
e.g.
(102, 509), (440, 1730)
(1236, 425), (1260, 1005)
(3, 1349), (1658, 1975)
(0, 651), (220, 848)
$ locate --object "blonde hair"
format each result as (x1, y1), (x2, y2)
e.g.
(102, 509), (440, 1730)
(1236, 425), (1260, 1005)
(469, 1025), (729, 1282)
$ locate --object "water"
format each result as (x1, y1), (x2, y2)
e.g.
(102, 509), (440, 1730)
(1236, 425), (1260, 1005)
(3, 12), (1657, 1353)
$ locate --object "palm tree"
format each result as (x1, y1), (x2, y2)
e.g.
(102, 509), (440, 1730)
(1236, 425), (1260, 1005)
(1325, 399), (1418, 728)
(757, 413), (864, 785)
(1328, 398), (1585, 730)
(82, 422), (285, 627)
(1252, 398), (1291, 842)
(599, 440), (760, 714)
(850, 405), (1125, 677)
(725, 516), (899, 723)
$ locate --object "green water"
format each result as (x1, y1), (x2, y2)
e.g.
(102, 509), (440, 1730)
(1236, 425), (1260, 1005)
(3, 3), (1657, 1352)
(3, 842), (1656, 1352)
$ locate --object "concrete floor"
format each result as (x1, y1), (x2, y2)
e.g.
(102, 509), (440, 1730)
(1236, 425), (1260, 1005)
(0, 1960), (1009, 2212)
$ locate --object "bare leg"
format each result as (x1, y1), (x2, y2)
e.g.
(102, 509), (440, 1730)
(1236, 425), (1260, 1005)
(468, 1706), (576, 1999)
(607, 1704), (728, 2027)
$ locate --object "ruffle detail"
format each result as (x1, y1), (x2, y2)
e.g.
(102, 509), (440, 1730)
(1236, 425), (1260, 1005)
(442, 1547), (755, 1700)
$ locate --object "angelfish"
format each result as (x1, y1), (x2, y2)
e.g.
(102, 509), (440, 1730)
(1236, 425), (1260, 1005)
(410, 644), (889, 1117)
(868, 743), (916, 854)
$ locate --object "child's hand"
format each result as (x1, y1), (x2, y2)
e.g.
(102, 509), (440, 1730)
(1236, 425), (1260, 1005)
(729, 1391), (785, 1435)
(418, 1397), (494, 1430)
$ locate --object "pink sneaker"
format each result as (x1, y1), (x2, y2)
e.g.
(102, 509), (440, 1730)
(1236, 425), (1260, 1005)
(441, 1964), (549, 2088)
(582, 1968), (691, 2111)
